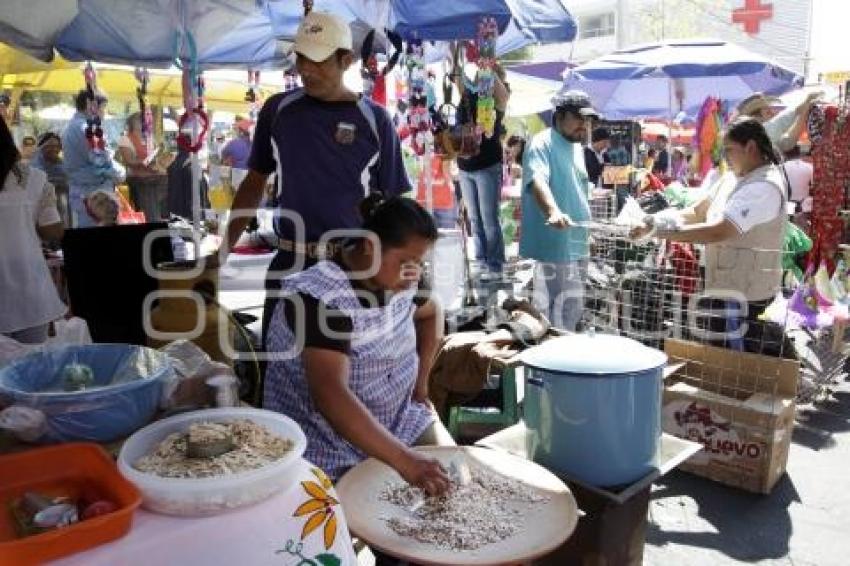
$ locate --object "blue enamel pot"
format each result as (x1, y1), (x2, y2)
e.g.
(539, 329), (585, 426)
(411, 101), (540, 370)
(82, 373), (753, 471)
(520, 333), (667, 487)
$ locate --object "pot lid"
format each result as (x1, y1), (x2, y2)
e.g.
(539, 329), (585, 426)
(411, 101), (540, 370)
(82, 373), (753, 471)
(520, 333), (667, 375)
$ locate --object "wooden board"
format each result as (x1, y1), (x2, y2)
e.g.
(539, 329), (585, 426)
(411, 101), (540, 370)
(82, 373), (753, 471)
(336, 446), (578, 566)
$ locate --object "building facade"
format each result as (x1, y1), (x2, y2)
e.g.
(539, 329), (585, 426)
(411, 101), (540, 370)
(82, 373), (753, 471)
(536, 0), (812, 76)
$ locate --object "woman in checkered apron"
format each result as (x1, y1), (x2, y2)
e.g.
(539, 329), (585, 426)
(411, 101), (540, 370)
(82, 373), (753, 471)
(265, 194), (453, 496)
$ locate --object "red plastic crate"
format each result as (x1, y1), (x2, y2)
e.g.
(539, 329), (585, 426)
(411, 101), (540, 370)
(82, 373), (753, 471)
(0, 443), (141, 565)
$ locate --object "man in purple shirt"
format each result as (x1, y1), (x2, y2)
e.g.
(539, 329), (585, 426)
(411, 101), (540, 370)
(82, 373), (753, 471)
(220, 118), (253, 169)
(223, 11), (411, 340)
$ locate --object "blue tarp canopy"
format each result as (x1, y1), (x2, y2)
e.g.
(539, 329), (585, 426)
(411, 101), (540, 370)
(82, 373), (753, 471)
(0, 0), (576, 68)
(561, 39), (804, 120)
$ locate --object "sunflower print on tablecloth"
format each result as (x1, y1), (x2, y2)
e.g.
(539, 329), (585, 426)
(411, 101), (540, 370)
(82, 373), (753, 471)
(293, 468), (340, 550)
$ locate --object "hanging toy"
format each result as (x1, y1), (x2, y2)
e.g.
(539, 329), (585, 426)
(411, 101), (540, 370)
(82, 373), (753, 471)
(474, 17), (499, 139)
(134, 67), (154, 157)
(245, 70), (262, 121)
(405, 36), (431, 156)
(361, 28), (403, 107)
(82, 63), (105, 151)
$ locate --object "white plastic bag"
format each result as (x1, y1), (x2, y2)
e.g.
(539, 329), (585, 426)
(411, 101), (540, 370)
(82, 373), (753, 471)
(0, 317), (92, 368)
(49, 317), (92, 346)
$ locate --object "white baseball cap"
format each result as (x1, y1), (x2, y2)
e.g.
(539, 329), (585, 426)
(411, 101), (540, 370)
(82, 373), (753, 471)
(294, 11), (353, 63)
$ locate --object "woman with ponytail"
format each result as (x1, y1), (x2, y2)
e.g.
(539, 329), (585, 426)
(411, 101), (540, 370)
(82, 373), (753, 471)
(264, 194), (452, 493)
(631, 117), (789, 354)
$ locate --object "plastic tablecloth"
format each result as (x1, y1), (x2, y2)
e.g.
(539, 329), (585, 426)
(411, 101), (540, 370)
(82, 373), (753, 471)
(51, 458), (358, 566)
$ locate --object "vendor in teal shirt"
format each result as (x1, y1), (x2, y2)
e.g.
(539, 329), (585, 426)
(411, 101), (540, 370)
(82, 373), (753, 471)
(520, 90), (598, 330)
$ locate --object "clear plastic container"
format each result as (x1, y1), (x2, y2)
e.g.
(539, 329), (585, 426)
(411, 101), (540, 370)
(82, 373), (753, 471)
(117, 408), (306, 517)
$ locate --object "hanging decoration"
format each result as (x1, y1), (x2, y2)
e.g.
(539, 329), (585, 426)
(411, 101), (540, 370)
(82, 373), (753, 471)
(174, 31), (209, 154)
(404, 36), (431, 156)
(473, 17), (498, 139)
(245, 69), (261, 121)
(691, 96), (726, 179)
(807, 100), (850, 268)
(82, 62), (105, 151)
(361, 29), (403, 107)
(134, 67), (154, 156)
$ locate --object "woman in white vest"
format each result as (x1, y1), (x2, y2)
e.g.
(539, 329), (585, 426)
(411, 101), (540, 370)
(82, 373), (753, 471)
(632, 117), (787, 354)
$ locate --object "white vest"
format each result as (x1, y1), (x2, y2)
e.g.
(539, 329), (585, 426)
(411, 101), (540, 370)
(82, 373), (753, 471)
(703, 164), (787, 302)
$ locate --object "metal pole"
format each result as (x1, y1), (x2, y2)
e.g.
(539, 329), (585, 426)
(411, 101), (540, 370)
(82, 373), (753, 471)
(668, 79), (673, 177)
(616, 0), (629, 49)
(191, 114), (201, 260)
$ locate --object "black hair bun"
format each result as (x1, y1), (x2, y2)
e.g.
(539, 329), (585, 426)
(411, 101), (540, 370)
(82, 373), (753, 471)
(359, 191), (386, 219)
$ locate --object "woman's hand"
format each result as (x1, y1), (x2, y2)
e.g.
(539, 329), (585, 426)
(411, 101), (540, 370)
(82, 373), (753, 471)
(397, 449), (451, 496)
(629, 222), (654, 240)
(412, 380), (430, 404)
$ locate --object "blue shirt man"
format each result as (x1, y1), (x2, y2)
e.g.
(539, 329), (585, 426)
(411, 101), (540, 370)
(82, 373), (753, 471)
(61, 90), (124, 228)
(520, 90), (598, 331)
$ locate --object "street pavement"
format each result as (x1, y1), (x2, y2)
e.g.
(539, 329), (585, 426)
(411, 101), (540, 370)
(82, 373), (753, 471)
(645, 380), (850, 566)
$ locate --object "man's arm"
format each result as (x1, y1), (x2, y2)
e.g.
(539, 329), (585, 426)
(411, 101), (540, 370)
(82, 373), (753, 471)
(222, 170), (269, 256)
(221, 94), (281, 257)
(492, 63), (509, 112)
(775, 93), (820, 152)
(530, 175), (571, 228)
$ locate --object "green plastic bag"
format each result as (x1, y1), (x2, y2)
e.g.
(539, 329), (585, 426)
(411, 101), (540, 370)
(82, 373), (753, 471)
(782, 222), (813, 283)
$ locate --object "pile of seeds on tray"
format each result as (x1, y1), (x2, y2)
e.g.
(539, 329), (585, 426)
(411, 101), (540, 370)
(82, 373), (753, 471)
(379, 466), (549, 551)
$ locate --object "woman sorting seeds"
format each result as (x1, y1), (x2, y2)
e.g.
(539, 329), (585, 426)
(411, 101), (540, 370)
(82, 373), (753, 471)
(264, 194), (452, 495)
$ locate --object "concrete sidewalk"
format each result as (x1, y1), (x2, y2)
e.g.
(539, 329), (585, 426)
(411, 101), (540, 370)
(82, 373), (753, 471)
(645, 381), (850, 566)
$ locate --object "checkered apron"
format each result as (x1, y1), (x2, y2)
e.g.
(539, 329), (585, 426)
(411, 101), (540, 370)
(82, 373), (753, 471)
(264, 261), (434, 480)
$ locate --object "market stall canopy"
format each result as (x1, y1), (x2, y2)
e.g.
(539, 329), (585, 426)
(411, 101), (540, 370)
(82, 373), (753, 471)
(1, 64), (284, 112)
(640, 120), (695, 145)
(504, 69), (561, 117)
(0, 43), (77, 74)
(0, 0), (576, 67)
(562, 39), (804, 120)
(509, 60), (575, 82)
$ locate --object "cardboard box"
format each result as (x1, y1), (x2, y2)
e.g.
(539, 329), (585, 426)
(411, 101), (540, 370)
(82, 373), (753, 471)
(662, 339), (800, 494)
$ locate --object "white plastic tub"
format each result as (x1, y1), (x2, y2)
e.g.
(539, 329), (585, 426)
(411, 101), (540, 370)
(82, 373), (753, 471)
(118, 407), (306, 516)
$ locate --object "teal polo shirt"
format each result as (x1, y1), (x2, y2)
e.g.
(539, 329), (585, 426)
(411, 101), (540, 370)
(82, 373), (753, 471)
(519, 128), (592, 263)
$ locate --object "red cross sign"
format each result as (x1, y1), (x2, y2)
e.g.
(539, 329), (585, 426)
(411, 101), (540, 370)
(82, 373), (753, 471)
(732, 0), (774, 35)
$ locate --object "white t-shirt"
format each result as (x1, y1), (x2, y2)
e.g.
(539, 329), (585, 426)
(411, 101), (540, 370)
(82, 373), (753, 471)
(782, 159), (813, 203)
(0, 166), (67, 333)
(723, 182), (783, 233)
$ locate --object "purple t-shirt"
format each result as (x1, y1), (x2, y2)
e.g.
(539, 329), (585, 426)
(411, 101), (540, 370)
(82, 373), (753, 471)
(221, 136), (252, 169)
(249, 90), (412, 241)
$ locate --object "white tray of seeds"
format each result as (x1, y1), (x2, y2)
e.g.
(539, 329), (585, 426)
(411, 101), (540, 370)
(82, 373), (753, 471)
(118, 407), (306, 517)
(336, 446), (579, 565)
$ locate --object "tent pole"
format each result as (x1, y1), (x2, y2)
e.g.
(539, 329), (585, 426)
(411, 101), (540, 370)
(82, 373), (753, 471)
(191, 115), (201, 260)
(667, 79), (673, 176)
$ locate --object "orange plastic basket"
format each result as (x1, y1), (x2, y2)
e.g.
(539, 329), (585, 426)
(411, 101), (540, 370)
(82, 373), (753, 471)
(0, 443), (141, 565)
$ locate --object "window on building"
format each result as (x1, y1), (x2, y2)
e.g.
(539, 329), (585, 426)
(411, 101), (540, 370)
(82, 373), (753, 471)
(580, 12), (616, 39)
